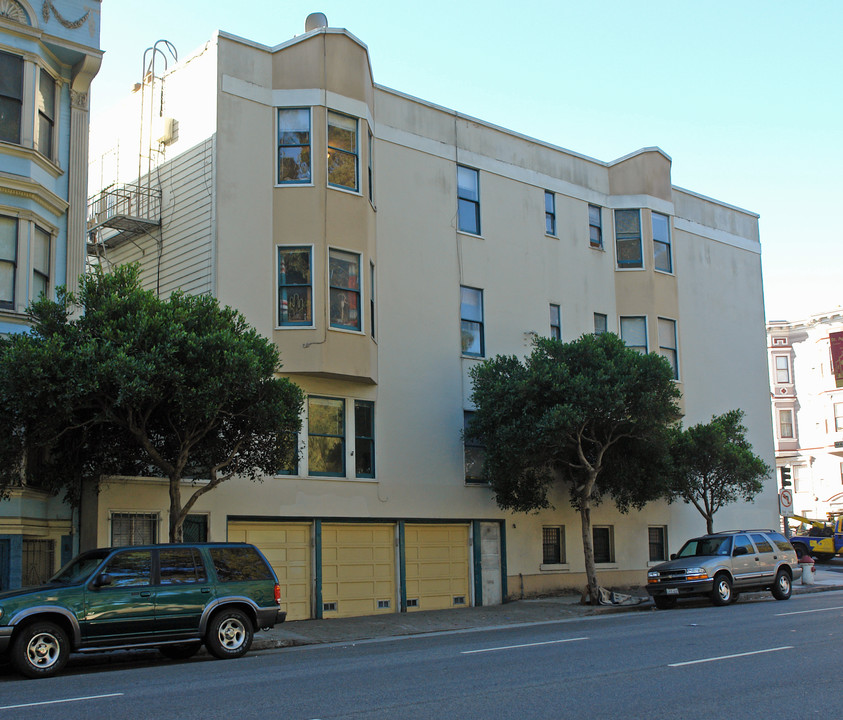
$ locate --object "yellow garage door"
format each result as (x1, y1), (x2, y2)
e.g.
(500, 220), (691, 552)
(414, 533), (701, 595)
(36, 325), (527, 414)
(405, 524), (470, 612)
(228, 521), (312, 621)
(321, 523), (396, 618)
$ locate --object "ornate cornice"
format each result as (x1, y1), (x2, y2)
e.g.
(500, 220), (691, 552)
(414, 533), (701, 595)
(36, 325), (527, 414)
(42, 1), (90, 29)
(70, 88), (88, 109)
(0, 171), (69, 216)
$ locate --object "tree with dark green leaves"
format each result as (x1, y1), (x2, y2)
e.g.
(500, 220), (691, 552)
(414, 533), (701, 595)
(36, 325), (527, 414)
(667, 409), (770, 534)
(0, 264), (304, 542)
(467, 333), (682, 604)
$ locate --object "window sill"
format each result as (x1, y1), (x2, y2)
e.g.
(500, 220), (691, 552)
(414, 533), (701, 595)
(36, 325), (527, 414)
(590, 244), (605, 252)
(461, 354), (485, 360)
(328, 183), (362, 197)
(654, 268), (675, 277)
(465, 480), (490, 487)
(540, 563), (569, 572)
(457, 230), (484, 240)
(329, 325), (365, 336)
(274, 181), (315, 188)
(0, 141), (63, 178)
(545, 233), (558, 240)
(615, 266), (645, 272)
(275, 324), (316, 331)
(594, 563), (618, 569)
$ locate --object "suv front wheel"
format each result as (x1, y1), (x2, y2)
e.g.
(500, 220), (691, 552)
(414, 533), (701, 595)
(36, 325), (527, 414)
(11, 621), (70, 679)
(206, 609), (254, 659)
(710, 573), (734, 606)
(772, 569), (792, 600)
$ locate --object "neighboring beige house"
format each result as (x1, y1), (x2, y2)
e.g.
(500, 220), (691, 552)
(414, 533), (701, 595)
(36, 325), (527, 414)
(767, 310), (843, 522)
(1, 0), (101, 589)
(86, 14), (776, 619)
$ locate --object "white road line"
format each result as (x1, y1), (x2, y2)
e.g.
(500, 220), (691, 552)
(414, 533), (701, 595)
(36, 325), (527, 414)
(776, 605), (843, 616)
(461, 637), (588, 655)
(669, 646), (792, 667)
(0, 692), (124, 710)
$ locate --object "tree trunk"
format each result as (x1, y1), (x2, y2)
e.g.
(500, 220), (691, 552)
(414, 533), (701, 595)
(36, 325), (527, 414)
(580, 498), (600, 605)
(169, 475), (184, 542)
(705, 514), (714, 535)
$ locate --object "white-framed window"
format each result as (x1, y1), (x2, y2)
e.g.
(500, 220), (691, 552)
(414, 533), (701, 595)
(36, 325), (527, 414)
(779, 409), (794, 439)
(457, 166), (480, 235)
(620, 315), (647, 353)
(354, 400), (375, 478)
(834, 402), (843, 432)
(367, 129), (374, 203)
(593, 525), (615, 564)
(0, 50), (23, 145)
(369, 261), (376, 340)
(658, 317), (678, 379)
(648, 526), (667, 562)
(36, 68), (56, 159)
(463, 410), (486, 484)
(277, 246), (313, 326)
(550, 303), (561, 340)
(589, 205), (603, 249)
(277, 107), (312, 184)
(0, 215), (18, 309)
(545, 191), (556, 235)
(652, 212), (672, 273)
(775, 355), (790, 383)
(308, 396), (345, 477)
(329, 248), (361, 331)
(110, 512), (159, 546)
(615, 209), (642, 268)
(594, 312), (608, 335)
(460, 286), (484, 356)
(327, 110), (358, 191)
(31, 225), (51, 301)
(542, 526), (566, 565)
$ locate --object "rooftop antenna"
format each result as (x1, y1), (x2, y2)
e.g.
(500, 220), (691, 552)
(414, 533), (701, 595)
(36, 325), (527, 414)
(138, 39), (178, 184)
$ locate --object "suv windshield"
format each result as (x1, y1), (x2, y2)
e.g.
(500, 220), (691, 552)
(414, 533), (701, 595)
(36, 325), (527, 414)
(676, 536), (732, 558)
(50, 549), (110, 584)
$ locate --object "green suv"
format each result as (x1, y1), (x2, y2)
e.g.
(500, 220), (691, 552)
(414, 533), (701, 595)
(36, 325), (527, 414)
(0, 542), (285, 678)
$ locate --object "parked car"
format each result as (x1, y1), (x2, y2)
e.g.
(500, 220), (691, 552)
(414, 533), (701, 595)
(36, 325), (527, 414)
(646, 529), (801, 609)
(0, 542), (285, 678)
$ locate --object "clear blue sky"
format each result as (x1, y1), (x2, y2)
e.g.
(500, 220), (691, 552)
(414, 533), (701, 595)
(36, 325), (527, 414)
(93, 0), (842, 322)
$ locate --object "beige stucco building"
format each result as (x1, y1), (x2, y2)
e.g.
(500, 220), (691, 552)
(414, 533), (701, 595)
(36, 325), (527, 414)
(767, 310), (843, 521)
(85, 15), (776, 619)
(1, 1), (101, 590)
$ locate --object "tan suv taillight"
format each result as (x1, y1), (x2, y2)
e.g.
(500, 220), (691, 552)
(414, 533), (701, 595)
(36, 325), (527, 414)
(274, 583), (281, 605)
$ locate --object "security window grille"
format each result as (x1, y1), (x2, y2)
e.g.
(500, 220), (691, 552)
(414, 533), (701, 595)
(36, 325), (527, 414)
(457, 166), (480, 234)
(111, 512), (158, 546)
(460, 286), (484, 356)
(658, 318), (678, 379)
(21, 539), (54, 587)
(182, 514), (208, 543)
(277, 108), (311, 183)
(355, 400), (375, 478)
(308, 396), (345, 476)
(648, 527), (667, 562)
(37, 68), (55, 158)
(594, 313), (608, 335)
(588, 205), (603, 248)
(278, 246), (313, 325)
(0, 215), (17, 308)
(550, 304), (561, 340)
(329, 249), (361, 331)
(593, 526), (614, 563)
(542, 527), (565, 564)
(615, 209), (642, 268)
(328, 110), (358, 191)
(620, 316), (647, 354)
(545, 191), (556, 235)
(652, 212), (672, 272)
(0, 51), (23, 144)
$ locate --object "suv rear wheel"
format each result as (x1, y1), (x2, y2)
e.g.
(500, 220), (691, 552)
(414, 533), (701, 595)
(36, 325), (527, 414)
(206, 609), (254, 659)
(11, 621), (70, 679)
(772, 569), (792, 600)
(710, 573), (733, 606)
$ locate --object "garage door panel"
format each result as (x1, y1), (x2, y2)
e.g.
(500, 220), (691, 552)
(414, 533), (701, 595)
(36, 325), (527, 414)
(405, 524), (469, 612)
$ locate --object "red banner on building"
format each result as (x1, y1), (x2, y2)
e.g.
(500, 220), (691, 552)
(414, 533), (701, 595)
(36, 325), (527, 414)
(830, 331), (843, 388)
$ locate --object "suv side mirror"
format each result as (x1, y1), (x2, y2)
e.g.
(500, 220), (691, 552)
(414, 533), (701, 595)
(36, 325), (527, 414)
(670, 553), (677, 560)
(93, 573), (113, 588)
(732, 546), (748, 557)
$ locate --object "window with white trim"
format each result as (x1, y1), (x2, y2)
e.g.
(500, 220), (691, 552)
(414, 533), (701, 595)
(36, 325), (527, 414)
(652, 212), (672, 272)
(277, 108), (311, 184)
(36, 68), (56, 159)
(594, 313), (608, 335)
(327, 110), (358, 191)
(308, 397), (345, 477)
(457, 166), (480, 235)
(0, 215), (17, 309)
(0, 50), (23, 145)
(460, 286), (484, 356)
(277, 246), (313, 326)
(779, 409), (794, 439)
(834, 402), (843, 432)
(545, 191), (556, 235)
(589, 205), (603, 249)
(620, 316), (647, 353)
(111, 512), (158, 546)
(775, 355), (790, 383)
(550, 304), (561, 340)
(31, 225), (50, 301)
(615, 209), (642, 268)
(658, 317), (678, 379)
(329, 249), (361, 331)
(354, 400), (375, 478)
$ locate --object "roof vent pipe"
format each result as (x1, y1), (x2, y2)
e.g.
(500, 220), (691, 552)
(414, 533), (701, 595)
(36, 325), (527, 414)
(305, 13), (328, 32)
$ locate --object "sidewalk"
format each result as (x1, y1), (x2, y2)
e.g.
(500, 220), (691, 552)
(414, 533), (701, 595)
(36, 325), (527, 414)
(252, 566), (843, 652)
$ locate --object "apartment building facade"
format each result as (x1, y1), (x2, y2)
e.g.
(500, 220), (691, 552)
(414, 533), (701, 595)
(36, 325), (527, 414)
(85, 15), (776, 618)
(768, 311), (843, 521)
(0, 0), (101, 589)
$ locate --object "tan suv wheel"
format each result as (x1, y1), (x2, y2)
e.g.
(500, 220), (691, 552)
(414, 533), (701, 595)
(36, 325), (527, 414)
(710, 573), (733, 606)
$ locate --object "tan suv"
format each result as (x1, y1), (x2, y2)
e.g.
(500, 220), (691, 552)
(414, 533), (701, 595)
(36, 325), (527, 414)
(646, 529), (802, 609)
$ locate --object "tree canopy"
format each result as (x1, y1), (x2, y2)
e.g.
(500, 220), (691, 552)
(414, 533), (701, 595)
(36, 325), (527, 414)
(667, 409), (770, 534)
(0, 264), (304, 541)
(468, 333), (682, 603)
